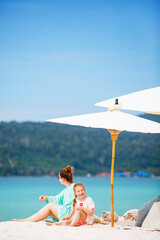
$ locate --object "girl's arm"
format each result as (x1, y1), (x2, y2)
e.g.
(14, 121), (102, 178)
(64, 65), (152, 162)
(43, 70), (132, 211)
(62, 208), (74, 220)
(79, 207), (94, 216)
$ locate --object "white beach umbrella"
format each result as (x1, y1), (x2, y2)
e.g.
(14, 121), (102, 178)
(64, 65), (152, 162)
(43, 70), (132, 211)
(46, 106), (160, 227)
(46, 110), (160, 133)
(95, 86), (160, 115)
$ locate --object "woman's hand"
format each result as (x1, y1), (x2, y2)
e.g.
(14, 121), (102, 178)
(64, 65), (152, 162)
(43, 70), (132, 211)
(39, 196), (48, 201)
(61, 217), (66, 221)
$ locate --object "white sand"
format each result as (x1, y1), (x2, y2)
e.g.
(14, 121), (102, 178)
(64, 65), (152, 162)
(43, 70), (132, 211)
(0, 218), (159, 240)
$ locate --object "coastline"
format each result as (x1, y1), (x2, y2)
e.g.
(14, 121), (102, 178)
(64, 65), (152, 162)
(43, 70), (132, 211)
(0, 218), (159, 240)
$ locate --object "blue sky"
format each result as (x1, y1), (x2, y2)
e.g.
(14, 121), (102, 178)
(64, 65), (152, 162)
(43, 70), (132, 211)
(0, 0), (159, 122)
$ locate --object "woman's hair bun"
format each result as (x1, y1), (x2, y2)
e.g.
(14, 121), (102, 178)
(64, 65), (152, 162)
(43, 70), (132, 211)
(65, 165), (74, 173)
(59, 165), (74, 183)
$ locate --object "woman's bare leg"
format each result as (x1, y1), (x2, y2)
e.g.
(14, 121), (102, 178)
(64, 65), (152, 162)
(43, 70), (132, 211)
(12, 203), (58, 222)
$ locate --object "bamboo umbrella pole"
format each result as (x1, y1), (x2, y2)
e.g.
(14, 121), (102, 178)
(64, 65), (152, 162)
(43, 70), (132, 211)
(108, 129), (121, 227)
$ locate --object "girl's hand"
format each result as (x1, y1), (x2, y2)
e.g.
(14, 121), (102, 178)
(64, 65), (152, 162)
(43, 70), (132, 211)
(39, 196), (48, 201)
(61, 217), (66, 221)
(78, 206), (83, 210)
(75, 208), (82, 213)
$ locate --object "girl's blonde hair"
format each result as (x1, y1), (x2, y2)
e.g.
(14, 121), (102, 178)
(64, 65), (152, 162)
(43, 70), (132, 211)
(73, 183), (85, 208)
(59, 165), (74, 183)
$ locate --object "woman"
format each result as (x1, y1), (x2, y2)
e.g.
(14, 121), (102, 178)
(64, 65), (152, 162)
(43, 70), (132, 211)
(12, 166), (75, 222)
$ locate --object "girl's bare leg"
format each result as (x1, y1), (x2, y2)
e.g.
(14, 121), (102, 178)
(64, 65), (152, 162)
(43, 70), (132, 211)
(55, 219), (72, 226)
(70, 209), (87, 226)
(79, 210), (87, 224)
(93, 215), (109, 225)
(70, 210), (80, 226)
(12, 203), (58, 222)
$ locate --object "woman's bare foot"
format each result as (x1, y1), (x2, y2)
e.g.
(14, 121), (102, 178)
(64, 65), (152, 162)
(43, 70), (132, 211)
(12, 219), (27, 222)
(55, 221), (66, 226)
(46, 222), (54, 226)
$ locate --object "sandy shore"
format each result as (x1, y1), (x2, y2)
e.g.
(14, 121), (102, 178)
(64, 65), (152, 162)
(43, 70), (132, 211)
(0, 218), (159, 240)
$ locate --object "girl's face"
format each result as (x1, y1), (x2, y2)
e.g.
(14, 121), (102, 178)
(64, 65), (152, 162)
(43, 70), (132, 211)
(75, 185), (85, 198)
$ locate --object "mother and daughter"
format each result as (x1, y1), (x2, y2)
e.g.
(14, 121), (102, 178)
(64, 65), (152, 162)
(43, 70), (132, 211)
(13, 166), (97, 226)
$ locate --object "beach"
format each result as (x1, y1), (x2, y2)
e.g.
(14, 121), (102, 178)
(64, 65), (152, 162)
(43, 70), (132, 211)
(0, 218), (159, 240)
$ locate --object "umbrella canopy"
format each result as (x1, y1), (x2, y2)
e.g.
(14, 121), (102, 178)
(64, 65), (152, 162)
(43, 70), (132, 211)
(95, 86), (160, 115)
(46, 110), (160, 133)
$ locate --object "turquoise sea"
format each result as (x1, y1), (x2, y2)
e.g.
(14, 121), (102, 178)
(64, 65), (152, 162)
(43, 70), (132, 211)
(0, 176), (159, 222)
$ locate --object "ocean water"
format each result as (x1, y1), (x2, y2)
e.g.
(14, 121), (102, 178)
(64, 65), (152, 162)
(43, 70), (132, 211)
(0, 176), (159, 222)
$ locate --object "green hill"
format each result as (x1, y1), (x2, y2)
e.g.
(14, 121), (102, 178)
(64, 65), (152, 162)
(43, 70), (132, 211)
(0, 114), (160, 176)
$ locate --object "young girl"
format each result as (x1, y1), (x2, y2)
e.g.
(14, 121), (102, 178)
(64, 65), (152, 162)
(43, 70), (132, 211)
(55, 183), (95, 226)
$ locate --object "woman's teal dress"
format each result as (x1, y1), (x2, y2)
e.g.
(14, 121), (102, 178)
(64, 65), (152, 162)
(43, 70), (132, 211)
(46, 184), (75, 222)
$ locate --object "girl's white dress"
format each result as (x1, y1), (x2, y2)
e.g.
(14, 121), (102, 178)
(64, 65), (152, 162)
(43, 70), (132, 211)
(75, 196), (95, 224)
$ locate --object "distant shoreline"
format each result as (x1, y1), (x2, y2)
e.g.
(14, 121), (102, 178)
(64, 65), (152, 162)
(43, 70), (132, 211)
(0, 175), (160, 178)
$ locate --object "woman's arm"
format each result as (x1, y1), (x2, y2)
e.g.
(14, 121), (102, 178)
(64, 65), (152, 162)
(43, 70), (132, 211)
(46, 189), (65, 205)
